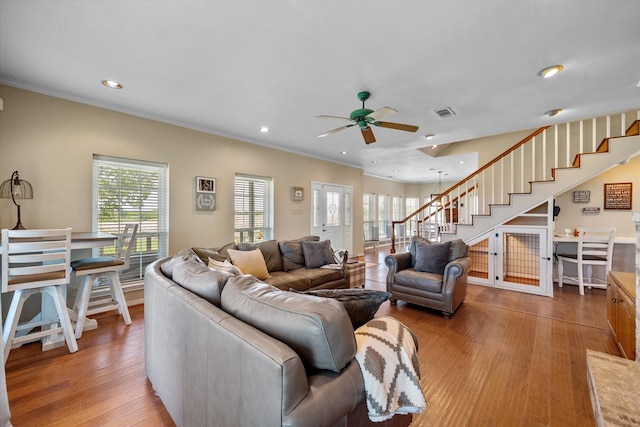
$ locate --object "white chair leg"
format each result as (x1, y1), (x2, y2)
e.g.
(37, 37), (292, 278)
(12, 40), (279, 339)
(586, 265), (593, 290)
(3, 289), (28, 363)
(74, 275), (94, 339)
(577, 262), (584, 296)
(43, 286), (78, 354)
(557, 260), (564, 287)
(110, 273), (131, 325)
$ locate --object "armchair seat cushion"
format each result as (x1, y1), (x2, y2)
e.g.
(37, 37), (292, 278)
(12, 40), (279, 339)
(394, 270), (443, 293)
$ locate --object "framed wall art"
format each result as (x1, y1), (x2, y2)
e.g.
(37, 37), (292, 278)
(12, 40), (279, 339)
(196, 176), (216, 211)
(604, 182), (632, 210)
(292, 186), (304, 201)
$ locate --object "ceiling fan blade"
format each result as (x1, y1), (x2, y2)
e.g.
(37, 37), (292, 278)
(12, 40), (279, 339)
(374, 121), (419, 132)
(318, 124), (354, 137)
(315, 114), (353, 121)
(366, 107), (397, 121)
(361, 126), (376, 144)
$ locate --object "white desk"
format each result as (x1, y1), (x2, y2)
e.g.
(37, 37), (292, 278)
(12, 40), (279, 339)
(552, 233), (635, 244)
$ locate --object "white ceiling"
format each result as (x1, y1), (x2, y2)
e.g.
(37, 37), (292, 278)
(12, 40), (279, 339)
(1, 1), (639, 183)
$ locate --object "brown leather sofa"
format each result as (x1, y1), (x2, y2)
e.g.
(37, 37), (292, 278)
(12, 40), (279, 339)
(385, 236), (470, 318)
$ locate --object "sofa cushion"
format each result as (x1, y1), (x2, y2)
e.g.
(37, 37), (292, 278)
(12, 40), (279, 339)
(160, 248), (204, 279)
(227, 248), (270, 280)
(279, 235), (320, 272)
(284, 267), (345, 290)
(414, 241), (451, 274)
(394, 269), (444, 294)
(238, 240), (283, 272)
(172, 258), (233, 306)
(192, 242), (237, 264)
(221, 275), (356, 372)
(208, 258), (242, 276)
(293, 289), (391, 328)
(301, 240), (335, 269)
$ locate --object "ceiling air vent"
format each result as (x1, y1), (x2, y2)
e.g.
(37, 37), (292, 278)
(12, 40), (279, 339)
(434, 106), (456, 119)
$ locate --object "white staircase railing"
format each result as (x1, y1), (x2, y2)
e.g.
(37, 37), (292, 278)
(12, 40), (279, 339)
(391, 109), (640, 253)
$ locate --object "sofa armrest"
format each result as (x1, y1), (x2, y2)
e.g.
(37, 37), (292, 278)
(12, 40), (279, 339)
(384, 253), (412, 290)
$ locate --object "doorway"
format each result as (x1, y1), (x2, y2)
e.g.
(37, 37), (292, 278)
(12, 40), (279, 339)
(311, 182), (353, 255)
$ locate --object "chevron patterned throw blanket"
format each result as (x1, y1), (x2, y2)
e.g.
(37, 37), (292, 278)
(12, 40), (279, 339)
(354, 316), (426, 422)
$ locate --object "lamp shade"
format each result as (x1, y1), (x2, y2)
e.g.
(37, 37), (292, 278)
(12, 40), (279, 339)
(0, 171), (33, 229)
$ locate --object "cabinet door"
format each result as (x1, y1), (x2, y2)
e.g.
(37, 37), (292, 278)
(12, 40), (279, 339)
(618, 291), (636, 360)
(606, 280), (617, 335)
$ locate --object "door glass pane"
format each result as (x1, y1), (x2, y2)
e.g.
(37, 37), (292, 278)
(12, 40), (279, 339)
(313, 189), (320, 227)
(326, 191), (341, 226)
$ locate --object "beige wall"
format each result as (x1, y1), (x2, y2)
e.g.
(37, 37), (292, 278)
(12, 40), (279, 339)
(0, 85), (364, 254)
(555, 155), (640, 238)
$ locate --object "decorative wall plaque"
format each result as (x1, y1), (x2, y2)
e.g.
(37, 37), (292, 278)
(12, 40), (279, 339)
(604, 182), (632, 210)
(573, 190), (590, 203)
(196, 176), (216, 211)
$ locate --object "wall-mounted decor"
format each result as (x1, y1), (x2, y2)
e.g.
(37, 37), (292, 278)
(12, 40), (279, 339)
(604, 182), (632, 210)
(196, 176), (216, 211)
(292, 186), (304, 201)
(573, 190), (590, 203)
(582, 207), (600, 214)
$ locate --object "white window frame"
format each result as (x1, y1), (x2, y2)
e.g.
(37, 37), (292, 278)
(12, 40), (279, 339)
(234, 174), (273, 243)
(92, 155), (169, 284)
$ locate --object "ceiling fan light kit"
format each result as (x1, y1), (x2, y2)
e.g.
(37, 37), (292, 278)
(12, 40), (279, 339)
(316, 91), (419, 145)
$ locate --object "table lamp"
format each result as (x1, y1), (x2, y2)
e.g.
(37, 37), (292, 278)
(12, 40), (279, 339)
(0, 170), (33, 230)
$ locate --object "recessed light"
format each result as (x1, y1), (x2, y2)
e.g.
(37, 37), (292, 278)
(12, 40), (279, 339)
(340, 151), (347, 155)
(102, 80), (123, 89)
(371, 160), (378, 164)
(545, 108), (562, 117)
(537, 65), (564, 78)
(459, 161), (464, 164)
(424, 134), (435, 140)
(393, 169), (400, 172)
(259, 126), (270, 133)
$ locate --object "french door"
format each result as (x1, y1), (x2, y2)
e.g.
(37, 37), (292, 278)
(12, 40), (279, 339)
(311, 182), (353, 255)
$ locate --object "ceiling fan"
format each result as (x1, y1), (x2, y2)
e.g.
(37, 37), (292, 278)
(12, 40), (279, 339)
(316, 91), (419, 144)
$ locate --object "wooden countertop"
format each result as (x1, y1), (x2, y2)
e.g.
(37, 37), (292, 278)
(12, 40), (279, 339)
(609, 271), (637, 300)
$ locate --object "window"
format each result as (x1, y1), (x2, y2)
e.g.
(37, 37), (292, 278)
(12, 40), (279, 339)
(378, 195), (390, 238)
(392, 196), (403, 238)
(234, 174), (273, 243)
(406, 197), (419, 237)
(93, 155), (169, 283)
(363, 193), (377, 240)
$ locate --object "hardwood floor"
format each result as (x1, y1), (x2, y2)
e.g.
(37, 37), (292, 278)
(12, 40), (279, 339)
(4, 246), (618, 426)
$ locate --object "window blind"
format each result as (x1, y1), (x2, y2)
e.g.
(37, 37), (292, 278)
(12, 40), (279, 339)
(234, 174), (273, 243)
(92, 155), (169, 282)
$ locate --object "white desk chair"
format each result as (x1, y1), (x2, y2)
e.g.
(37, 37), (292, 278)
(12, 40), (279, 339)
(70, 224), (138, 338)
(1, 228), (78, 362)
(557, 227), (616, 295)
(364, 225), (379, 252)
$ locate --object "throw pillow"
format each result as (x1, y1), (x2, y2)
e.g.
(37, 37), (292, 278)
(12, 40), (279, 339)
(279, 235), (320, 271)
(449, 239), (468, 261)
(414, 241), (452, 274)
(160, 248), (204, 279)
(172, 258), (233, 306)
(221, 275), (356, 373)
(227, 248), (270, 280)
(238, 240), (283, 272)
(408, 235), (431, 267)
(208, 258), (242, 276)
(192, 241), (237, 264)
(293, 289), (391, 328)
(301, 239), (335, 269)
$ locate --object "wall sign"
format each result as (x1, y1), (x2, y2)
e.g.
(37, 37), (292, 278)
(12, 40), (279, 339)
(572, 190), (590, 203)
(604, 182), (632, 210)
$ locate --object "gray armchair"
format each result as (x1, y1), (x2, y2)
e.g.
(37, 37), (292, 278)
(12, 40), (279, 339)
(385, 236), (470, 319)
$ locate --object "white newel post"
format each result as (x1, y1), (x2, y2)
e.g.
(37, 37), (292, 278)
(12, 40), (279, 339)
(633, 211), (640, 364)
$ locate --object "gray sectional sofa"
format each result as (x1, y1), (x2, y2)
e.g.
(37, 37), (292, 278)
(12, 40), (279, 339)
(144, 251), (413, 427)
(190, 236), (350, 291)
